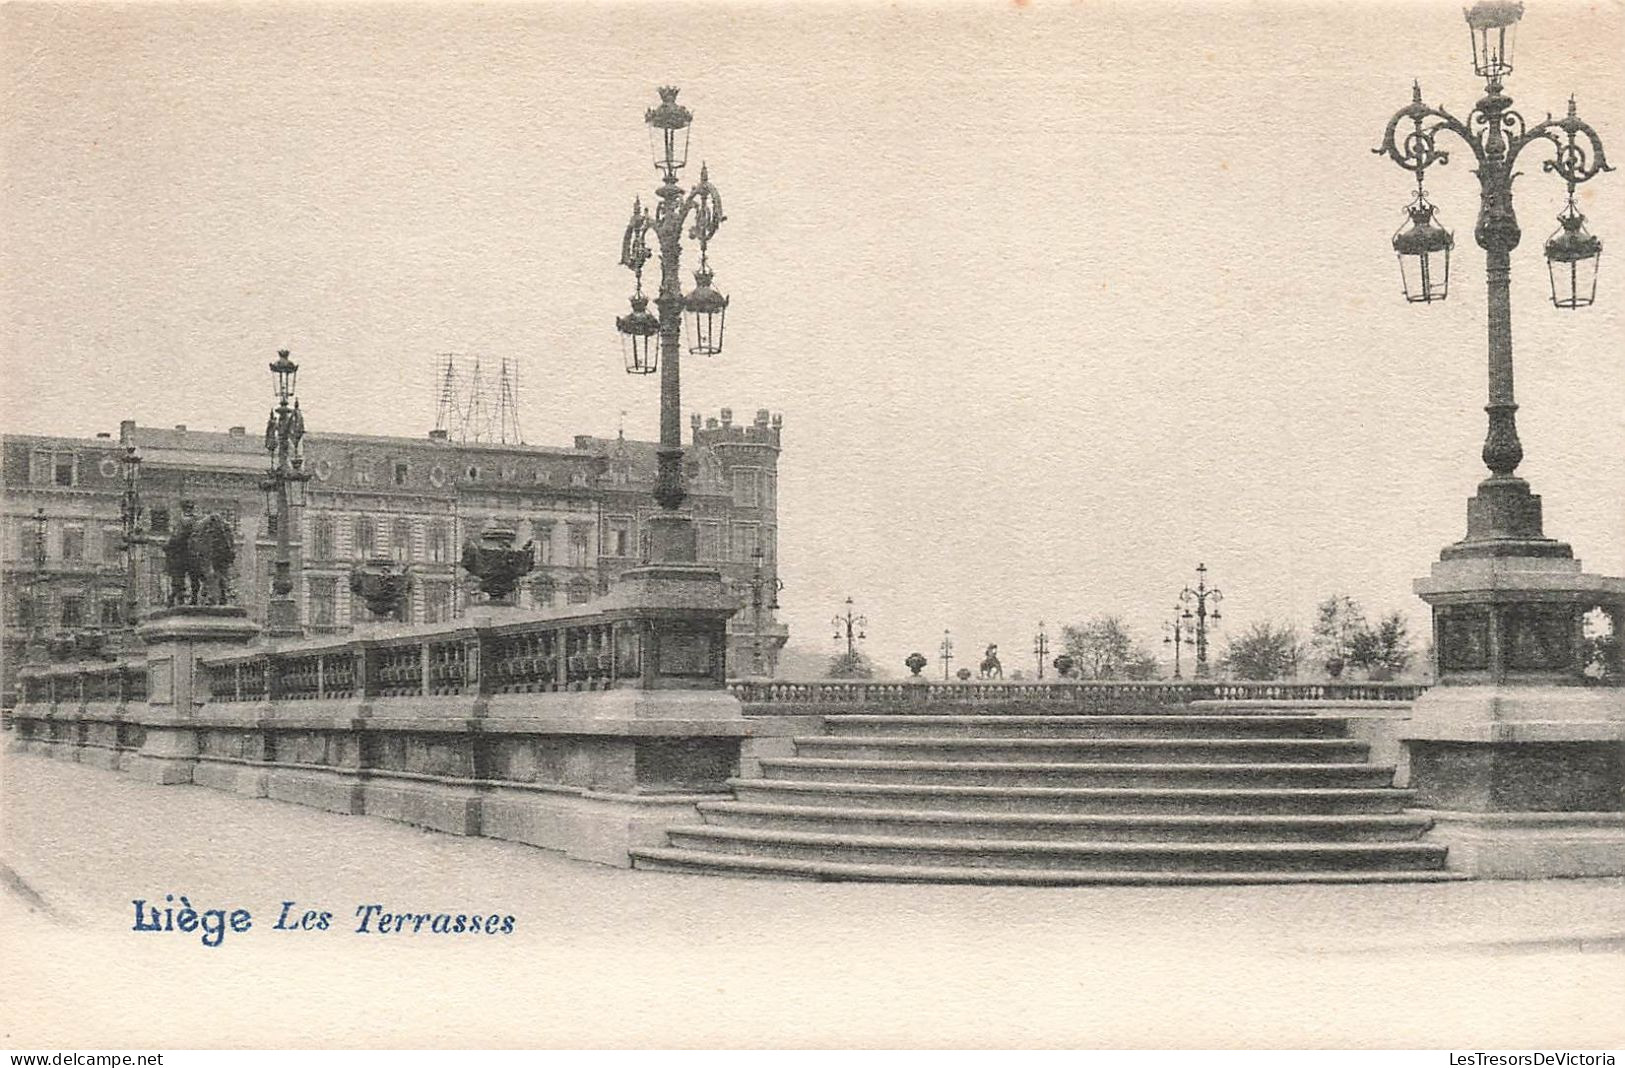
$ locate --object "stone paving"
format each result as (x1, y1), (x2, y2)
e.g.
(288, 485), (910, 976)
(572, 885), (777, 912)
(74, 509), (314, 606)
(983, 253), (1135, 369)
(3, 751), (1623, 1048)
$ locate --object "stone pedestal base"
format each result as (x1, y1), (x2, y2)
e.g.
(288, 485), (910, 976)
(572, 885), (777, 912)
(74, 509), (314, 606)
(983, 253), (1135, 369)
(128, 724), (199, 784)
(1421, 810), (1625, 878)
(479, 785), (723, 868)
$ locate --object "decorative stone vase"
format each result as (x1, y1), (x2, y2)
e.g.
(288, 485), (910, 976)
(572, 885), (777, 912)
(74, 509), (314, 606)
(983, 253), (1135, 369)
(955, 667), (972, 681)
(460, 527), (535, 601)
(1052, 654), (1075, 679)
(904, 652), (928, 677)
(348, 554), (413, 620)
(1326, 656), (1345, 679)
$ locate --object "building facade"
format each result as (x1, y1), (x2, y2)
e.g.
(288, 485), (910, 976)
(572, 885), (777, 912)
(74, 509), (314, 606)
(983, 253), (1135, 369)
(1, 408), (786, 697)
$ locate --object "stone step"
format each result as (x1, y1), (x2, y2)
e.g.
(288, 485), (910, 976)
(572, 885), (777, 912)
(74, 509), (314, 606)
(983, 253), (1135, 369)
(698, 801), (1435, 842)
(658, 825), (1452, 873)
(730, 778), (1417, 814)
(822, 714), (1347, 739)
(756, 757), (1398, 789)
(630, 848), (1471, 885)
(794, 736), (1369, 765)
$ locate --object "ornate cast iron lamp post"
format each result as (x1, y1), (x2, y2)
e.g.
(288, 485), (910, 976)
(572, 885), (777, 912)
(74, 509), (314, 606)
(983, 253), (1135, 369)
(939, 629), (955, 681)
(747, 544), (784, 677)
(262, 349), (310, 638)
(1376, 0), (1611, 559)
(1180, 563), (1223, 679)
(118, 445), (162, 630)
(1033, 621), (1050, 680)
(1163, 604), (1194, 680)
(25, 507), (47, 660)
(615, 87), (729, 564)
(832, 597), (866, 660)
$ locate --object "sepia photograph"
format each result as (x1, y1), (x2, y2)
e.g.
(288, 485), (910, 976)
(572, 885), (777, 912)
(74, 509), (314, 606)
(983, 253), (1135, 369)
(1, 0), (1622, 1052)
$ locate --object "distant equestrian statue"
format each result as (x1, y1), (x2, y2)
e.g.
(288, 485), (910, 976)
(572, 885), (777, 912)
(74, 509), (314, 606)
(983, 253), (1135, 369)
(978, 644), (1003, 679)
(162, 504), (237, 606)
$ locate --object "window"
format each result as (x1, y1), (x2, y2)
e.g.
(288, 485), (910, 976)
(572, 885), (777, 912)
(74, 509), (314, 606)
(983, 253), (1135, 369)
(60, 594), (84, 628)
(102, 527), (122, 562)
(61, 527), (84, 562)
(265, 512), (280, 539)
(149, 506), (170, 535)
(697, 521), (721, 562)
(311, 516), (335, 560)
(764, 472), (777, 510)
(55, 454), (76, 486)
(568, 524), (591, 568)
(606, 518), (632, 558)
(309, 577), (337, 628)
(423, 582), (452, 624)
(392, 518), (413, 562)
(427, 521), (450, 563)
(532, 521), (554, 565)
(732, 468), (759, 508)
(100, 597), (123, 627)
(28, 448), (77, 486)
(531, 577), (555, 609)
(354, 516), (377, 559)
(567, 577), (593, 605)
(8, 592), (31, 627)
(353, 457), (374, 485)
(733, 522), (759, 563)
(18, 524), (42, 563)
(393, 461), (410, 486)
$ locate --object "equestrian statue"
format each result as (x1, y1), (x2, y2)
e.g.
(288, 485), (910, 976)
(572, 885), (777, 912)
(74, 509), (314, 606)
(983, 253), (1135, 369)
(161, 503), (237, 607)
(978, 644), (1003, 679)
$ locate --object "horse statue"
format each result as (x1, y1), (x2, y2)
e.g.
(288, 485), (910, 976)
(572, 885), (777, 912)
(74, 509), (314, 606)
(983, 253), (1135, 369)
(162, 508), (237, 606)
(978, 643), (1003, 679)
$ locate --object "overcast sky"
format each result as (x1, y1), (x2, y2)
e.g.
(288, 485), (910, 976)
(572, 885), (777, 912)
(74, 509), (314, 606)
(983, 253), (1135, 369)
(3, 0), (1621, 674)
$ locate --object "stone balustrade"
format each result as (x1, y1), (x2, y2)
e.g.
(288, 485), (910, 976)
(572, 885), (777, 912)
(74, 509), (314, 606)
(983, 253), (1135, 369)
(7, 569), (777, 867)
(727, 677), (1428, 710)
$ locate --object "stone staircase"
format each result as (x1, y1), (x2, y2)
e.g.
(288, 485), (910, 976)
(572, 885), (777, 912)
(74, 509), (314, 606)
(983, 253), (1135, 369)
(630, 701), (1467, 884)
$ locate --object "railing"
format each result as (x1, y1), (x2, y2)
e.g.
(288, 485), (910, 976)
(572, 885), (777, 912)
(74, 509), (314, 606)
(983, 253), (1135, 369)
(13, 660), (151, 709)
(727, 678), (1428, 707)
(195, 607), (663, 705)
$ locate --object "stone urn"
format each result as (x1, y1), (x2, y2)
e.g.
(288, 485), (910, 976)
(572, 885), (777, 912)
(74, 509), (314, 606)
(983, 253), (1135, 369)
(1052, 653), (1075, 679)
(956, 667), (973, 681)
(904, 652), (928, 677)
(349, 554), (414, 620)
(460, 527), (535, 601)
(1326, 656), (1346, 679)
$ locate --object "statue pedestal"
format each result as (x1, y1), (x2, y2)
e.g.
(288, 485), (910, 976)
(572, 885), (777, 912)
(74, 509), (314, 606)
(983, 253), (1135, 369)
(129, 607), (260, 785)
(1403, 555), (1625, 877)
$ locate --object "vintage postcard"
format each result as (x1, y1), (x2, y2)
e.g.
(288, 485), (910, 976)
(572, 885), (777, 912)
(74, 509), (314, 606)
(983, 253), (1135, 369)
(2, 0), (1622, 1052)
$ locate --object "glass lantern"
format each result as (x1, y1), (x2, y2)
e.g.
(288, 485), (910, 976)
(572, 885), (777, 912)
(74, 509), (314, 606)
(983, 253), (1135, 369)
(1545, 200), (1602, 310)
(616, 293), (660, 374)
(1393, 193), (1454, 304)
(684, 266), (729, 355)
(269, 348), (298, 401)
(645, 86), (692, 174)
(1464, 0), (1523, 80)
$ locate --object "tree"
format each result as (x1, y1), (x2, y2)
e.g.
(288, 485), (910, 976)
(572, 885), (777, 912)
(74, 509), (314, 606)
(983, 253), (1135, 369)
(1061, 616), (1136, 679)
(827, 651), (875, 679)
(1223, 621), (1305, 681)
(1347, 611), (1412, 678)
(1122, 649), (1162, 680)
(1311, 594), (1366, 672)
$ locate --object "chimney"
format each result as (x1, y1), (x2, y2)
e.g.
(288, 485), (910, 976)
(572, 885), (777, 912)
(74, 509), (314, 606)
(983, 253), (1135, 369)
(720, 408), (732, 428)
(174, 424), (186, 433)
(95, 432), (111, 439)
(428, 429), (449, 441)
(754, 408), (770, 427)
(119, 419), (136, 444)
(228, 426), (245, 437)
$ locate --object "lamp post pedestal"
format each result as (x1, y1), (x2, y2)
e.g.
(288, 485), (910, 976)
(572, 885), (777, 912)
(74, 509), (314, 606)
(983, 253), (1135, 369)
(1400, 556), (1625, 877)
(645, 511), (697, 565)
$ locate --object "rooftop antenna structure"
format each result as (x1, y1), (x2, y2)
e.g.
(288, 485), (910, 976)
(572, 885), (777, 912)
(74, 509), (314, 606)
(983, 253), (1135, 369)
(432, 353), (526, 444)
